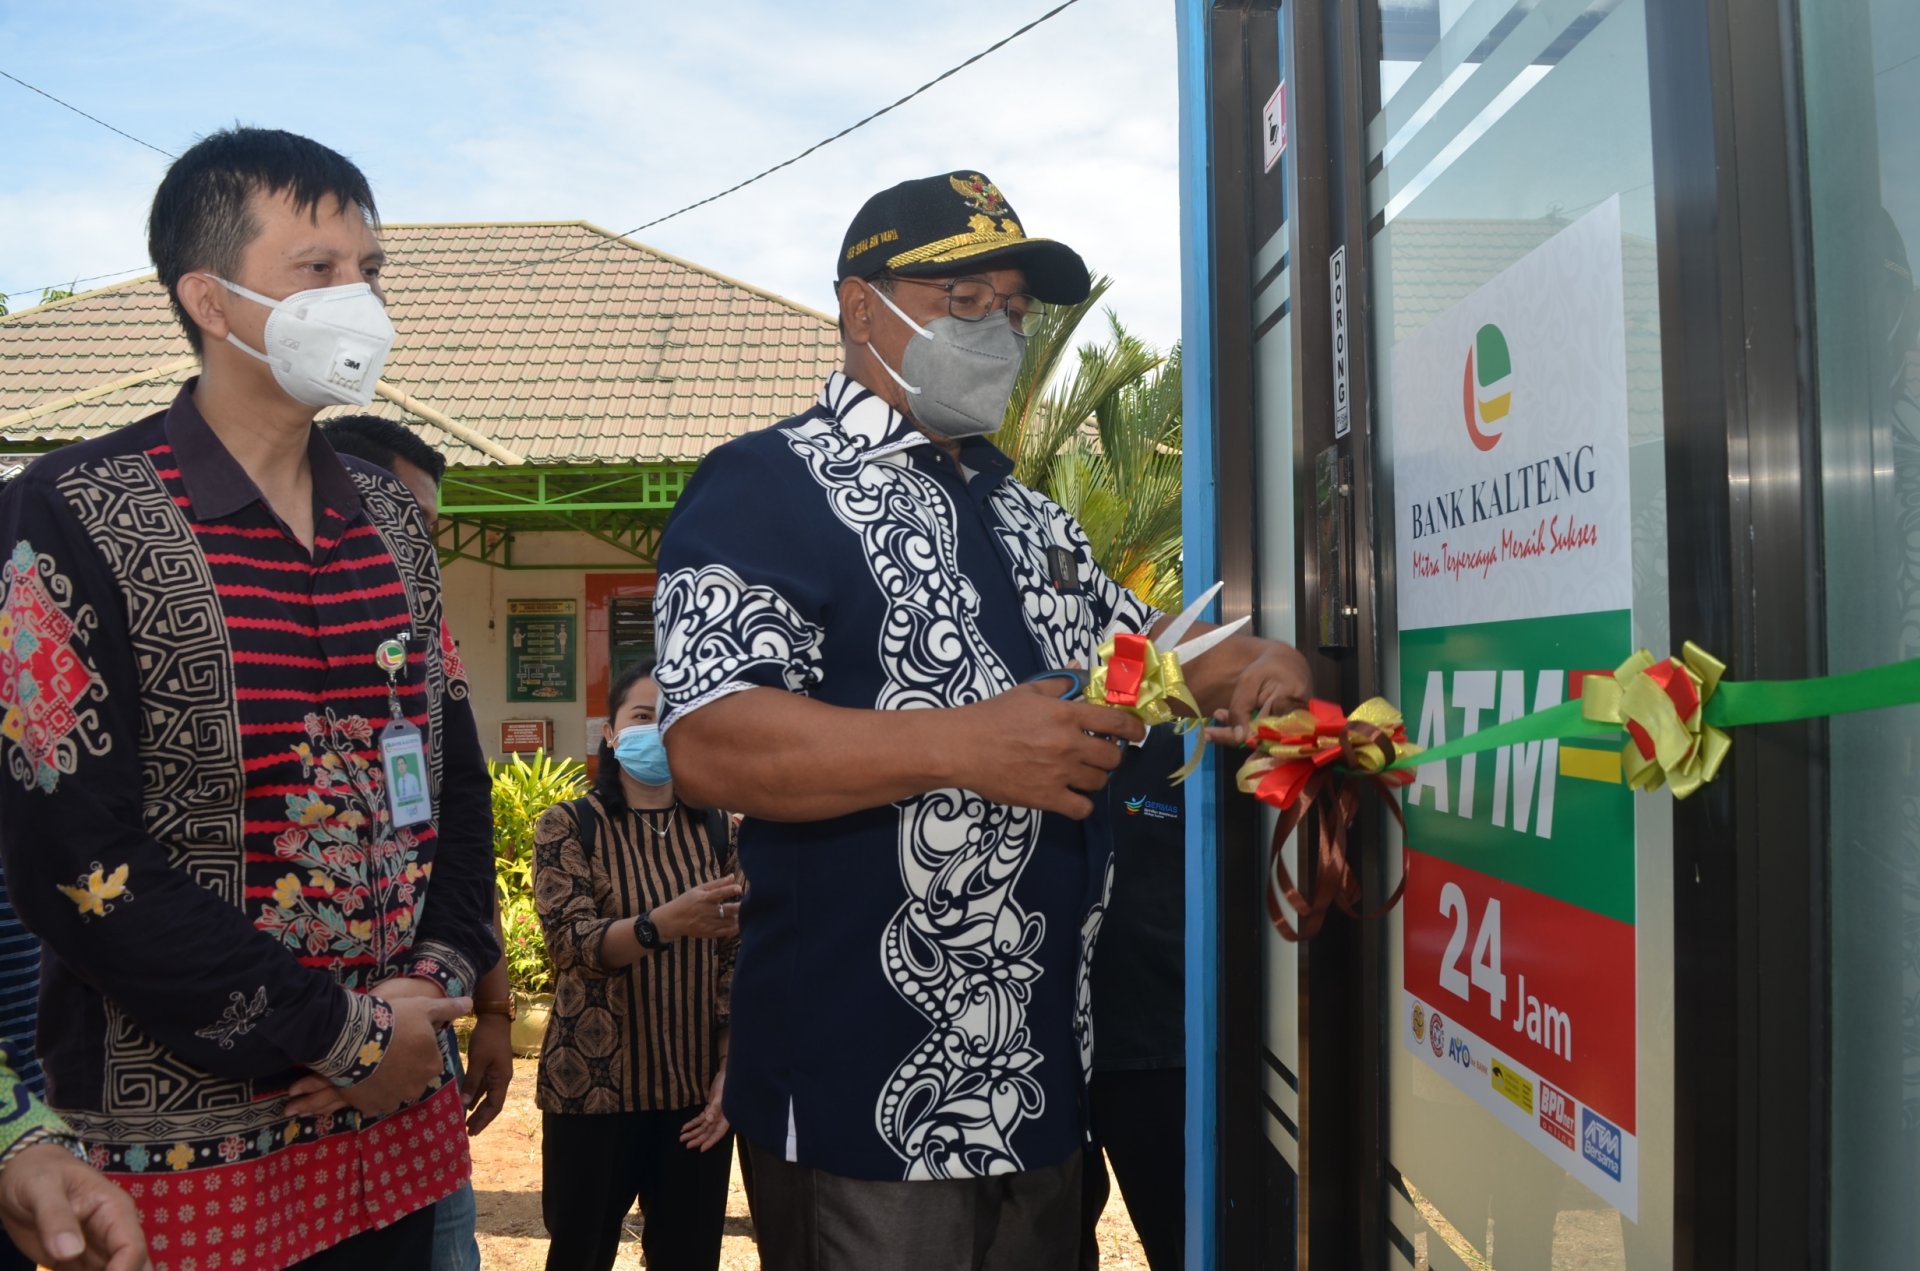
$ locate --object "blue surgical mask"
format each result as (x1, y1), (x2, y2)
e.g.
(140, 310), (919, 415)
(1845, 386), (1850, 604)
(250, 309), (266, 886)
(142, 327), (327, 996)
(614, 724), (671, 786)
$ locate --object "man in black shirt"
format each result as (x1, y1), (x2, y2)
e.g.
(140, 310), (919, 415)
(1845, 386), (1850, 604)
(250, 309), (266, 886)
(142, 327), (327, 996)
(1081, 726), (1187, 1270)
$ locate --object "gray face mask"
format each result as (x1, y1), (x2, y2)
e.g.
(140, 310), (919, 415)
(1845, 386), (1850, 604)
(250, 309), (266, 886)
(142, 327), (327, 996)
(866, 282), (1025, 438)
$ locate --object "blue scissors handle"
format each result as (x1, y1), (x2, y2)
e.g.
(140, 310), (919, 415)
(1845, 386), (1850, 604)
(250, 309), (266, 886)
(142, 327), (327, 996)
(1023, 668), (1087, 701)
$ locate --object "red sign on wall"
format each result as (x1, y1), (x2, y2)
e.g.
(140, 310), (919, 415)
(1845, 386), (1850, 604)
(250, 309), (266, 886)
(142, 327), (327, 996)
(499, 719), (554, 754)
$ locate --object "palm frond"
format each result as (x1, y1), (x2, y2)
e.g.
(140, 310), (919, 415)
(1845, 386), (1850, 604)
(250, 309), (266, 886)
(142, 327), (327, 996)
(992, 276), (1115, 475)
(991, 297), (1184, 609)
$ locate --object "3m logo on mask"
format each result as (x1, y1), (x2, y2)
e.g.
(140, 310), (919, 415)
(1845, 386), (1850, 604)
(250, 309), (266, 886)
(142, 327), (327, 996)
(329, 345), (376, 392)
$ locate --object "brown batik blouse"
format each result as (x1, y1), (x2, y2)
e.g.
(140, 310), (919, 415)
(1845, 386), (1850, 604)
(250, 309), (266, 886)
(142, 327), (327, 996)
(532, 792), (736, 1114)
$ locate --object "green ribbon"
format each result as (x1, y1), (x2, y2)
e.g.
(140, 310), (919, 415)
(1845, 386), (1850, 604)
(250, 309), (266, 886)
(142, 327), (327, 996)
(1375, 655), (1920, 775)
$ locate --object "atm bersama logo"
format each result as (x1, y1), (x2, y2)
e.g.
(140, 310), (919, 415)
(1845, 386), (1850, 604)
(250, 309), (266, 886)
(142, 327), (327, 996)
(1462, 323), (1513, 452)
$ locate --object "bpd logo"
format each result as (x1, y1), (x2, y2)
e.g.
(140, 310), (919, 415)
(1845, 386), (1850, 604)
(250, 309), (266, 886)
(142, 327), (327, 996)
(1412, 1003), (1427, 1042)
(1539, 1080), (1577, 1151)
(1462, 323), (1513, 452)
(1429, 1013), (1446, 1058)
(1581, 1107), (1623, 1182)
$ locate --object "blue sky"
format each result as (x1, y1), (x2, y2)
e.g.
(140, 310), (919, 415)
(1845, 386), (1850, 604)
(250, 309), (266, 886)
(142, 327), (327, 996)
(0, 0), (1182, 349)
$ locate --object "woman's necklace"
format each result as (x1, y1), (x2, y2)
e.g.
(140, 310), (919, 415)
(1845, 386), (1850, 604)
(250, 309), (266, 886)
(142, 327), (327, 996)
(636, 804), (676, 839)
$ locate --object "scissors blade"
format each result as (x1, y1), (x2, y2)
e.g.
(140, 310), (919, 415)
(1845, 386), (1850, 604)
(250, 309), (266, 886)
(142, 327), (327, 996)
(1156, 580), (1224, 652)
(1167, 613), (1251, 667)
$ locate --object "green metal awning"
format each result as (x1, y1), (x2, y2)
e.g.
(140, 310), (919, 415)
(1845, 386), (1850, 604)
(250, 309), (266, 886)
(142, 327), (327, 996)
(436, 462), (696, 570)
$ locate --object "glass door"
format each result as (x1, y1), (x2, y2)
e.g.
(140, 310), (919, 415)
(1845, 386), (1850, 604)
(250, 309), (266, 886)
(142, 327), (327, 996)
(1362, 2), (1676, 1265)
(1803, 1), (1920, 1264)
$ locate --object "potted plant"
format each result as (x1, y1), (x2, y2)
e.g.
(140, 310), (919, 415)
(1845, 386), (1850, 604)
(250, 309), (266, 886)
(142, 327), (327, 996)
(489, 751), (587, 1055)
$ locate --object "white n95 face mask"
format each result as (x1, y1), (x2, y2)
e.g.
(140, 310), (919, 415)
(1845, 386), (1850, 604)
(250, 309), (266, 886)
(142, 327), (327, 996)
(209, 276), (395, 408)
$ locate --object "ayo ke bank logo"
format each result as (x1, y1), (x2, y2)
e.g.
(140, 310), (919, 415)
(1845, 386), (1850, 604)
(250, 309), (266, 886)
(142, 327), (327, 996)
(1462, 323), (1514, 452)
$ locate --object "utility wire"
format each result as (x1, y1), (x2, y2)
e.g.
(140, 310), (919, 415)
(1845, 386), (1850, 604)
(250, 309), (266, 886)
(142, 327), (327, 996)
(0, 69), (171, 303)
(0, 69), (175, 159)
(395, 0), (1086, 278)
(3, 0), (1086, 298)
(3, 266), (155, 303)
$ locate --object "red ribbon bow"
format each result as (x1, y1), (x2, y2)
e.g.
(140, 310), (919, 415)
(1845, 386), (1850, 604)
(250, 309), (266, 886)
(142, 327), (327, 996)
(1103, 632), (1148, 707)
(1238, 698), (1417, 941)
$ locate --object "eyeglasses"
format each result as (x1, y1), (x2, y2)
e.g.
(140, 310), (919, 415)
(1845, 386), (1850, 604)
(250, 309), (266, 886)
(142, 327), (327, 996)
(884, 275), (1046, 335)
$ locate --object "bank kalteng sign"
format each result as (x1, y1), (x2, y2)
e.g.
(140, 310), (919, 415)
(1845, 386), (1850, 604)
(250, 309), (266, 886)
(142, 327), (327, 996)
(1392, 198), (1639, 1219)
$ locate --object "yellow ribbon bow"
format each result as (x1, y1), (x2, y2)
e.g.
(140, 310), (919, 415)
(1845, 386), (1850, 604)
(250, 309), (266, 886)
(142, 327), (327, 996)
(1229, 698), (1419, 941)
(1081, 631), (1206, 779)
(1579, 641), (1732, 798)
(1234, 698), (1417, 809)
(1084, 631), (1202, 726)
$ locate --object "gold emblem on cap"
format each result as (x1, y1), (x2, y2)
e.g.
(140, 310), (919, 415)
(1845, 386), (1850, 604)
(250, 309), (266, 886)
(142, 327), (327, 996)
(883, 174), (1034, 272)
(951, 173), (1011, 218)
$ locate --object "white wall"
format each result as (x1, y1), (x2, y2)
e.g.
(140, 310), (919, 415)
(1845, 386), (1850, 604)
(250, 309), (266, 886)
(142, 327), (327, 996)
(442, 546), (589, 764)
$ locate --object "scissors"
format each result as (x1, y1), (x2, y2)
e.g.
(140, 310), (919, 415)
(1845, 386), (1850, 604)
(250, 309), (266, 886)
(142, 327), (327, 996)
(1026, 580), (1252, 703)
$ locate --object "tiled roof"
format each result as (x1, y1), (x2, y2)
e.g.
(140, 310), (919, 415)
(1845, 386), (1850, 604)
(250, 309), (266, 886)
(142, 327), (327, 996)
(0, 222), (842, 466)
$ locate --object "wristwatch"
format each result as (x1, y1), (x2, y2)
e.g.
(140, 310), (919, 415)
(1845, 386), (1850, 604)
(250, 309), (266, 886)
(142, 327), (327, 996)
(634, 911), (669, 950)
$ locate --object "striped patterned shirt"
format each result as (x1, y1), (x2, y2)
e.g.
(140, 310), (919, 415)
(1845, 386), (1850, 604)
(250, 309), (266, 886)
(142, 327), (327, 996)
(0, 382), (498, 1270)
(532, 793), (736, 1113)
(0, 869), (40, 1096)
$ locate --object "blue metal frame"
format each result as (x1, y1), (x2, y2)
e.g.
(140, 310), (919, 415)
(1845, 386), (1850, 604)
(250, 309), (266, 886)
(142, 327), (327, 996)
(1176, 1), (1220, 1265)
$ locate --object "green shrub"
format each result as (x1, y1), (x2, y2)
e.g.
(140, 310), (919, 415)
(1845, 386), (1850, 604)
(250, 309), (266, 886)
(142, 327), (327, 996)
(490, 751), (588, 996)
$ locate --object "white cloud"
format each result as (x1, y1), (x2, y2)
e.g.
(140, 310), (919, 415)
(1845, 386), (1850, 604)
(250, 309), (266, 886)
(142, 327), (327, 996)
(0, 143), (167, 305)
(4, 0), (1181, 347)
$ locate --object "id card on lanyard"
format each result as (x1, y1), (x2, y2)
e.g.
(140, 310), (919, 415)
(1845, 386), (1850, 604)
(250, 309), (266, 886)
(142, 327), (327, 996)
(374, 634), (433, 827)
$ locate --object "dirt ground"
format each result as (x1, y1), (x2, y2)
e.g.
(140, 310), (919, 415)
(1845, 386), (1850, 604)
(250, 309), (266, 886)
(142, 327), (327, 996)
(468, 1057), (1150, 1269)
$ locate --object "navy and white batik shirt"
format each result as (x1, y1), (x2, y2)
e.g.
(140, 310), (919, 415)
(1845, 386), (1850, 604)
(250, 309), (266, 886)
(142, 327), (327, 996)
(655, 372), (1160, 1182)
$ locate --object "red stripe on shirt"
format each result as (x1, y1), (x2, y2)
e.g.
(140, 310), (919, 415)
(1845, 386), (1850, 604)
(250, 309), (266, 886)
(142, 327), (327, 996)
(225, 613), (415, 638)
(233, 651), (330, 669)
(193, 523), (289, 540)
(233, 682), (421, 704)
(215, 580), (408, 605)
(202, 550), (395, 574)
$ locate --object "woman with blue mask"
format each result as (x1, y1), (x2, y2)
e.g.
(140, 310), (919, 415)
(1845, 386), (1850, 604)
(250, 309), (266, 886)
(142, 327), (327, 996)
(530, 662), (742, 1271)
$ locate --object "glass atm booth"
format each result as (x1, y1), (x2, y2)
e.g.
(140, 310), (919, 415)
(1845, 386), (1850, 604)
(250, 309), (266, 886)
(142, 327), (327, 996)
(1174, 2), (1920, 1267)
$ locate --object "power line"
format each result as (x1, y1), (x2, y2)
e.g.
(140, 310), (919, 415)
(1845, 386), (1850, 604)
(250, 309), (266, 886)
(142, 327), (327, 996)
(395, 0), (1087, 279)
(3, 266), (154, 304)
(3, 0), (1087, 298)
(0, 68), (171, 304)
(0, 69), (175, 159)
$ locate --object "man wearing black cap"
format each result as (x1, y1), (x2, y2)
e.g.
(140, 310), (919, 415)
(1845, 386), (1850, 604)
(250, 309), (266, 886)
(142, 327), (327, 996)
(655, 171), (1309, 1269)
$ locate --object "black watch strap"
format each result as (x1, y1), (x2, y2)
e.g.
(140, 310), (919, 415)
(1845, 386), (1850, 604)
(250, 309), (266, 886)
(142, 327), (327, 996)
(633, 911), (668, 950)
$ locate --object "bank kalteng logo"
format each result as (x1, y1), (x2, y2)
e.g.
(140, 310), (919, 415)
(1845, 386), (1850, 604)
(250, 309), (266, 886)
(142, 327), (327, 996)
(1429, 1013), (1446, 1059)
(1463, 323), (1513, 452)
(1581, 1107), (1624, 1182)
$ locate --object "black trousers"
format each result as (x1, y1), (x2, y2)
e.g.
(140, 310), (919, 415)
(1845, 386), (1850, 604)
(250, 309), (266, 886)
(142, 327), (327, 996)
(1079, 1067), (1185, 1271)
(541, 1107), (732, 1271)
(745, 1137), (1082, 1271)
(290, 1202), (437, 1268)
